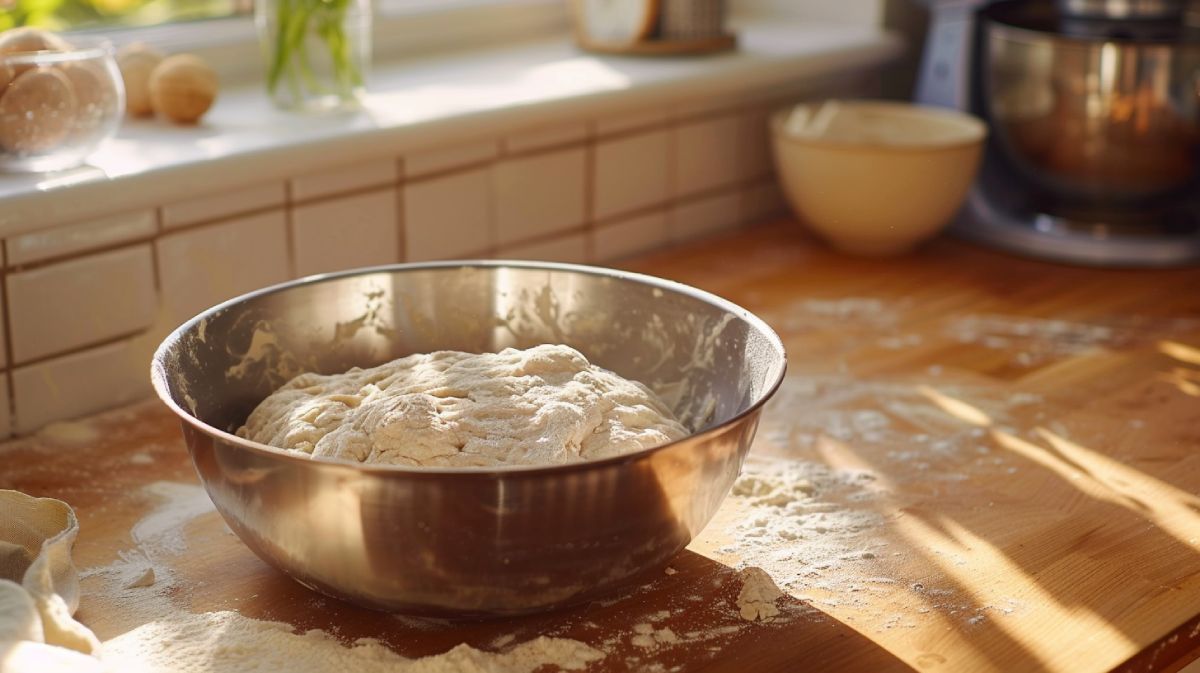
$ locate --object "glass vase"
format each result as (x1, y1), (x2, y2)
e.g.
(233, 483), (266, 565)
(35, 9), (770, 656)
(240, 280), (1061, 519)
(255, 0), (371, 112)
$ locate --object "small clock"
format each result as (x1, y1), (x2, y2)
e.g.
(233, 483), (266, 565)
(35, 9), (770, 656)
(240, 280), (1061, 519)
(575, 0), (660, 45)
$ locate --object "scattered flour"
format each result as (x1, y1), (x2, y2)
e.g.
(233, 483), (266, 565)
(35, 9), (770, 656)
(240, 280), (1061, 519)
(101, 612), (603, 673)
(720, 455), (885, 599)
(122, 567), (155, 590)
(736, 568), (784, 622)
(84, 481), (606, 673)
(36, 420), (101, 445)
(130, 482), (216, 556)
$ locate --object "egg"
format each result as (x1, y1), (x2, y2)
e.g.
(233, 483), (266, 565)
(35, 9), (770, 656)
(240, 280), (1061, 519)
(0, 27), (72, 55)
(149, 54), (217, 124)
(61, 59), (119, 138)
(0, 61), (13, 93)
(116, 42), (164, 118)
(0, 27), (72, 78)
(0, 67), (78, 153)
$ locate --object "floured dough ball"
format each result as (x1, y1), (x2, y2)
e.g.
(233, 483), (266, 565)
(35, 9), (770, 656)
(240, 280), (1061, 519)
(116, 42), (163, 117)
(149, 53), (216, 124)
(239, 344), (689, 468)
(0, 641), (107, 673)
(0, 67), (78, 153)
(0, 579), (43, 643)
(0, 28), (72, 78)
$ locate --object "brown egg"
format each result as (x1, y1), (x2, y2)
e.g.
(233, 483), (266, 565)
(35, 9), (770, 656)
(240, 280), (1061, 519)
(0, 67), (78, 153)
(116, 42), (164, 118)
(61, 59), (119, 138)
(0, 61), (13, 94)
(0, 28), (72, 77)
(149, 54), (217, 125)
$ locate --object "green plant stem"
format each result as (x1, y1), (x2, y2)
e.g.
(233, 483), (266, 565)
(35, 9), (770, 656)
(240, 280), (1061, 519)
(265, 0), (364, 105)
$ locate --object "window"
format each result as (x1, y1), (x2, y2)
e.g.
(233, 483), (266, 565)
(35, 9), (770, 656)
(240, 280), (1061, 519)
(1, 0), (251, 31)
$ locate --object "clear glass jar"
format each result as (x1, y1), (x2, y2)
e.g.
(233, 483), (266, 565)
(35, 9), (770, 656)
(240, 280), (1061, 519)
(0, 37), (125, 173)
(255, 0), (372, 112)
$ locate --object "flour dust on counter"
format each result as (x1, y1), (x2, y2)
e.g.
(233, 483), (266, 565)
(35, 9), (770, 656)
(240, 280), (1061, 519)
(76, 458), (801, 673)
(82, 479), (606, 673)
(756, 294), (1200, 371)
(693, 371), (1048, 632)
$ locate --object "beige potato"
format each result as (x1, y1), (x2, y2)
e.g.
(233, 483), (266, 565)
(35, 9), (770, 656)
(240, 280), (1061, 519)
(149, 54), (216, 124)
(116, 42), (163, 118)
(0, 67), (78, 153)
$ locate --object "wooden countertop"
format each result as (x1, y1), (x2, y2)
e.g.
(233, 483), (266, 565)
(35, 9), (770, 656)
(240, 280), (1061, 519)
(3, 222), (1200, 672)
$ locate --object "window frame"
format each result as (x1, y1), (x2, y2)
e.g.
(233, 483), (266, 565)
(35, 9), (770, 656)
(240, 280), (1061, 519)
(63, 0), (570, 80)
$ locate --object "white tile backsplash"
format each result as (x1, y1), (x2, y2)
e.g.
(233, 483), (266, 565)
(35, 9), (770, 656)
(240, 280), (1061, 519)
(500, 232), (588, 264)
(494, 148), (586, 245)
(505, 122), (588, 153)
(405, 141), (499, 178)
(7, 245), (156, 364)
(670, 191), (743, 241)
(292, 189), (400, 276)
(161, 182), (286, 229)
(592, 210), (670, 261)
(674, 115), (743, 197)
(156, 211), (291, 327)
(0, 90), (824, 434)
(13, 338), (150, 434)
(290, 159), (398, 202)
(8, 210), (156, 266)
(593, 130), (670, 221)
(594, 107), (669, 137)
(672, 97), (744, 122)
(404, 168), (493, 260)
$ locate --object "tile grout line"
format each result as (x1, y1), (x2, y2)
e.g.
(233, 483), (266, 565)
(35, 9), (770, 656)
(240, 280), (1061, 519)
(582, 123), (597, 264)
(484, 148), (500, 259)
(5, 236), (160, 274)
(395, 156), (407, 263)
(6, 328), (150, 374)
(0, 241), (14, 437)
(283, 181), (298, 279)
(289, 180), (402, 210)
(149, 209), (164, 295)
(158, 202), (287, 239)
(666, 117), (680, 241)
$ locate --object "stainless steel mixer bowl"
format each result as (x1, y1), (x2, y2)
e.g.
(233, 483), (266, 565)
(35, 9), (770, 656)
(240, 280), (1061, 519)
(981, 1), (1200, 200)
(150, 261), (786, 616)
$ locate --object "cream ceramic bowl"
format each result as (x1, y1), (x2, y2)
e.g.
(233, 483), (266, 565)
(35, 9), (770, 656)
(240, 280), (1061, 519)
(771, 100), (987, 256)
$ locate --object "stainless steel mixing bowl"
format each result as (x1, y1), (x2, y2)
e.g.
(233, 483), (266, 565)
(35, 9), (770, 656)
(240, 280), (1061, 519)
(981, 0), (1200, 200)
(151, 261), (786, 616)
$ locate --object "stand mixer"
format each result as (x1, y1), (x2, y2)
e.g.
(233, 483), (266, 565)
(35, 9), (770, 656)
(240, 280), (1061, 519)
(917, 0), (1200, 266)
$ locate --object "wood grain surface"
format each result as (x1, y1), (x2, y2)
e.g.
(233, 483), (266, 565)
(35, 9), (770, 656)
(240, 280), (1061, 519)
(2, 222), (1199, 672)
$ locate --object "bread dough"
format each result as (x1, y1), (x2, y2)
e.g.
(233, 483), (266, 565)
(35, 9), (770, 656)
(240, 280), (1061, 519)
(0, 580), (42, 644)
(238, 344), (688, 468)
(0, 490), (100, 656)
(0, 641), (107, 673)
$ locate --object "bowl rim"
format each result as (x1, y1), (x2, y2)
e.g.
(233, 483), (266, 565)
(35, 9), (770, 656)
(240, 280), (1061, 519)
(771, 99), (988, 154)
(0, 37), (115, 65)
(151, 259), (788, 477)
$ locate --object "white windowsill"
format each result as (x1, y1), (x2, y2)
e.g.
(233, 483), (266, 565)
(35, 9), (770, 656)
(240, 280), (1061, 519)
(0, 19), (902, 236)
